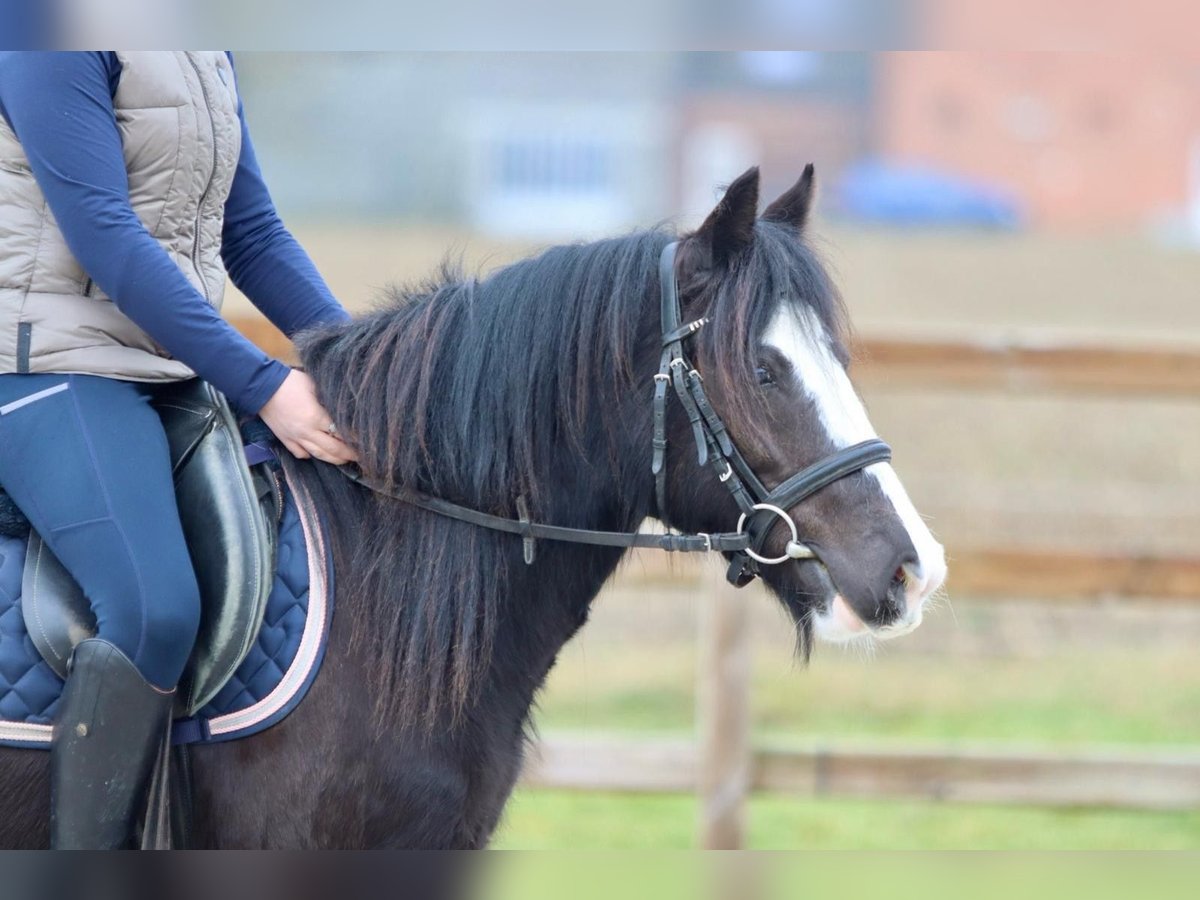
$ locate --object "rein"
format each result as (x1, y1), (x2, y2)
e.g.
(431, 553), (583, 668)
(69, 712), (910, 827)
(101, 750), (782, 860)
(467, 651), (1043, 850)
(338, 241), (891, 587)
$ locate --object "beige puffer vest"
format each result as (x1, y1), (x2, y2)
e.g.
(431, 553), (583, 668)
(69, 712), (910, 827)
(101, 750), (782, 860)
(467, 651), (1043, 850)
(0, 51), (241, 381)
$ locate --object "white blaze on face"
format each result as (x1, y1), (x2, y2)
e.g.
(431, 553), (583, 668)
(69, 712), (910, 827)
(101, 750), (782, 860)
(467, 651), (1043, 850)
(763, 306), (947, 643)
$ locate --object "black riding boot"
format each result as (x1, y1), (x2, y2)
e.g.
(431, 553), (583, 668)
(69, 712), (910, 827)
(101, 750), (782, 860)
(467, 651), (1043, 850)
(50, 639), (175, 849)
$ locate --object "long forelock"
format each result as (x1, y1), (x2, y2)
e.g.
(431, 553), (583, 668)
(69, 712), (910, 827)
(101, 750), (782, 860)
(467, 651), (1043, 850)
(695, 221), (849, 452)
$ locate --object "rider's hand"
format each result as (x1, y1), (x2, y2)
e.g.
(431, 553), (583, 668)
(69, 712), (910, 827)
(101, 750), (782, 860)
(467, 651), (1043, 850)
(259, 369), (358, 465)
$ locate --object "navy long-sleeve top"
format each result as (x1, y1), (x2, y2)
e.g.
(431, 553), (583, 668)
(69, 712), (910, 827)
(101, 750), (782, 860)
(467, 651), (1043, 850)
(0, 51), (351, 413)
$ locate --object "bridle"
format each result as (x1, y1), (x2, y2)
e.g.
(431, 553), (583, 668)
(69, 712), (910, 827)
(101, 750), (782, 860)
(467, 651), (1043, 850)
(340, 240), (892, 587)
(649, 241), (891, 585)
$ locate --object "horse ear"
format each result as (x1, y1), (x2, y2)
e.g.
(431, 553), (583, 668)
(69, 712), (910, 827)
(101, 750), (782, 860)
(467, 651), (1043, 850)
(692, 166), (760, 267)
(762, 163), (815, 230)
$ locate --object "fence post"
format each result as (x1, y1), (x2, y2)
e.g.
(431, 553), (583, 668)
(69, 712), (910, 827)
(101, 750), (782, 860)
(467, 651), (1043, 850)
(697, 570), (752, 850)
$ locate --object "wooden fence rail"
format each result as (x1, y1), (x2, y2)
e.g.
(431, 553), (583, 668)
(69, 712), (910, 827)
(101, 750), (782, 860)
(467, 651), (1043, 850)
(854, 333), (1200, 397)
(523, 736), (1200, 813)
(230, 314), (1200, 398)
(621, 548), (1200, 603)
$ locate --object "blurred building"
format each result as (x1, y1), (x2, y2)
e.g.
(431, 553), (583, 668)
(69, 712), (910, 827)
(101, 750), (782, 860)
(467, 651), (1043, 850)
(234, 51), (877, 237)
(880, 49), (1200, 229)
(235, 44), (1200, 236)
(234, 53), (679, 237)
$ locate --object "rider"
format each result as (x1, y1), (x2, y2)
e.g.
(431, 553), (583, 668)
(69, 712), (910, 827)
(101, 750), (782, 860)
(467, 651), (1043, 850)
(0, 51), (357, 848)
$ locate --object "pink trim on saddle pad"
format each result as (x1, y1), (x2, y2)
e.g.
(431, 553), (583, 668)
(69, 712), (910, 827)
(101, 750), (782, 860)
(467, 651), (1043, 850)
(0, 719), (51, 744)
(205, 473), (330, 738)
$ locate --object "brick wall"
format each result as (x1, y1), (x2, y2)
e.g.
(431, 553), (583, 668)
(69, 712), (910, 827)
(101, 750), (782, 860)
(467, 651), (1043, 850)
(879, 50), (1200, 227)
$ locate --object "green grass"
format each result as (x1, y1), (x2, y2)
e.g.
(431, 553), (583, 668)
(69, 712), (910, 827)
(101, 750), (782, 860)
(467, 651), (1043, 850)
(496, 790), (1200, 850)
(536, 641), (1200, 747)
(484, 847), (1200, 900)
(503, 592), (1200, 850)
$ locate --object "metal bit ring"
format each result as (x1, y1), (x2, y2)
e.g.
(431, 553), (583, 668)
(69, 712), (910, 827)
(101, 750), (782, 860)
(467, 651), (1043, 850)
(735, 503), (814, 565)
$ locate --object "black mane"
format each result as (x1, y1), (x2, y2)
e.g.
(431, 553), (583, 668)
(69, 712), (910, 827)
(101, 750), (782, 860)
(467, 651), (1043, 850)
(295, 219), (846, 729)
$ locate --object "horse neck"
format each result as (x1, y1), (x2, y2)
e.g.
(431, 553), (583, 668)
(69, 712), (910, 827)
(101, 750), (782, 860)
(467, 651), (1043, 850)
(298, 307), (664, 743)
(489, 381), (659, 672)
(458, 290), (674, 735)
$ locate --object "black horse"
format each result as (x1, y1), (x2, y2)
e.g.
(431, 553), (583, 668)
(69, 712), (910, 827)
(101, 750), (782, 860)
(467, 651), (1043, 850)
(0, 167), (944, 848)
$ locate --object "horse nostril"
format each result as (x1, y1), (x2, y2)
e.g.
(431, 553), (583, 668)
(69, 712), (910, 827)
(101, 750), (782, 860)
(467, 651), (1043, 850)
(894, 552), (922, 589)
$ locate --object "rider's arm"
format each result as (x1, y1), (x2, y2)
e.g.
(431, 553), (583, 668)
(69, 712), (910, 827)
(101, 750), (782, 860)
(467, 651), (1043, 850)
(221, 56), (352, 338)
(0, 51), (289, 414)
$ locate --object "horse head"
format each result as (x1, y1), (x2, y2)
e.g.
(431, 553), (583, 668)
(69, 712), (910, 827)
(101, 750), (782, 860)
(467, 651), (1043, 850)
(660, 166), (946, 645)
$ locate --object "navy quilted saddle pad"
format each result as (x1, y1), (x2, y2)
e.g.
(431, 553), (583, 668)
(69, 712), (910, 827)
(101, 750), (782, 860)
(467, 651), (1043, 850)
(0, 467), (334, 749)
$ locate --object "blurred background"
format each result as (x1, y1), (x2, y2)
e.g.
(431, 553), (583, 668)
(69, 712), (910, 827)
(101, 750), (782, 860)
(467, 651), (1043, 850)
(225, 43), (1200, 850)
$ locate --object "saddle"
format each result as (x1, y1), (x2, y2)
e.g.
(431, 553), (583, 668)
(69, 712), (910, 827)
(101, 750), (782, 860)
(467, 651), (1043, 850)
(5, 379), (280, 716)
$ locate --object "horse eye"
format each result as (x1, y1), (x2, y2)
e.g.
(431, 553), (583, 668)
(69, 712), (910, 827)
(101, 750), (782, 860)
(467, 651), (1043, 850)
(755, 365), (774, 386)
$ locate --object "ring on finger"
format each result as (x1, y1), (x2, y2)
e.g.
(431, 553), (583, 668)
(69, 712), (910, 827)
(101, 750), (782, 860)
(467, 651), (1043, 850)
(325, 422), (339, 437)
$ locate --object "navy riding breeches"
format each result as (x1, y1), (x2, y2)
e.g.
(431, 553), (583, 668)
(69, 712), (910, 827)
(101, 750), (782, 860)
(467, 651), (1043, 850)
(0, 373), (200, 690)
